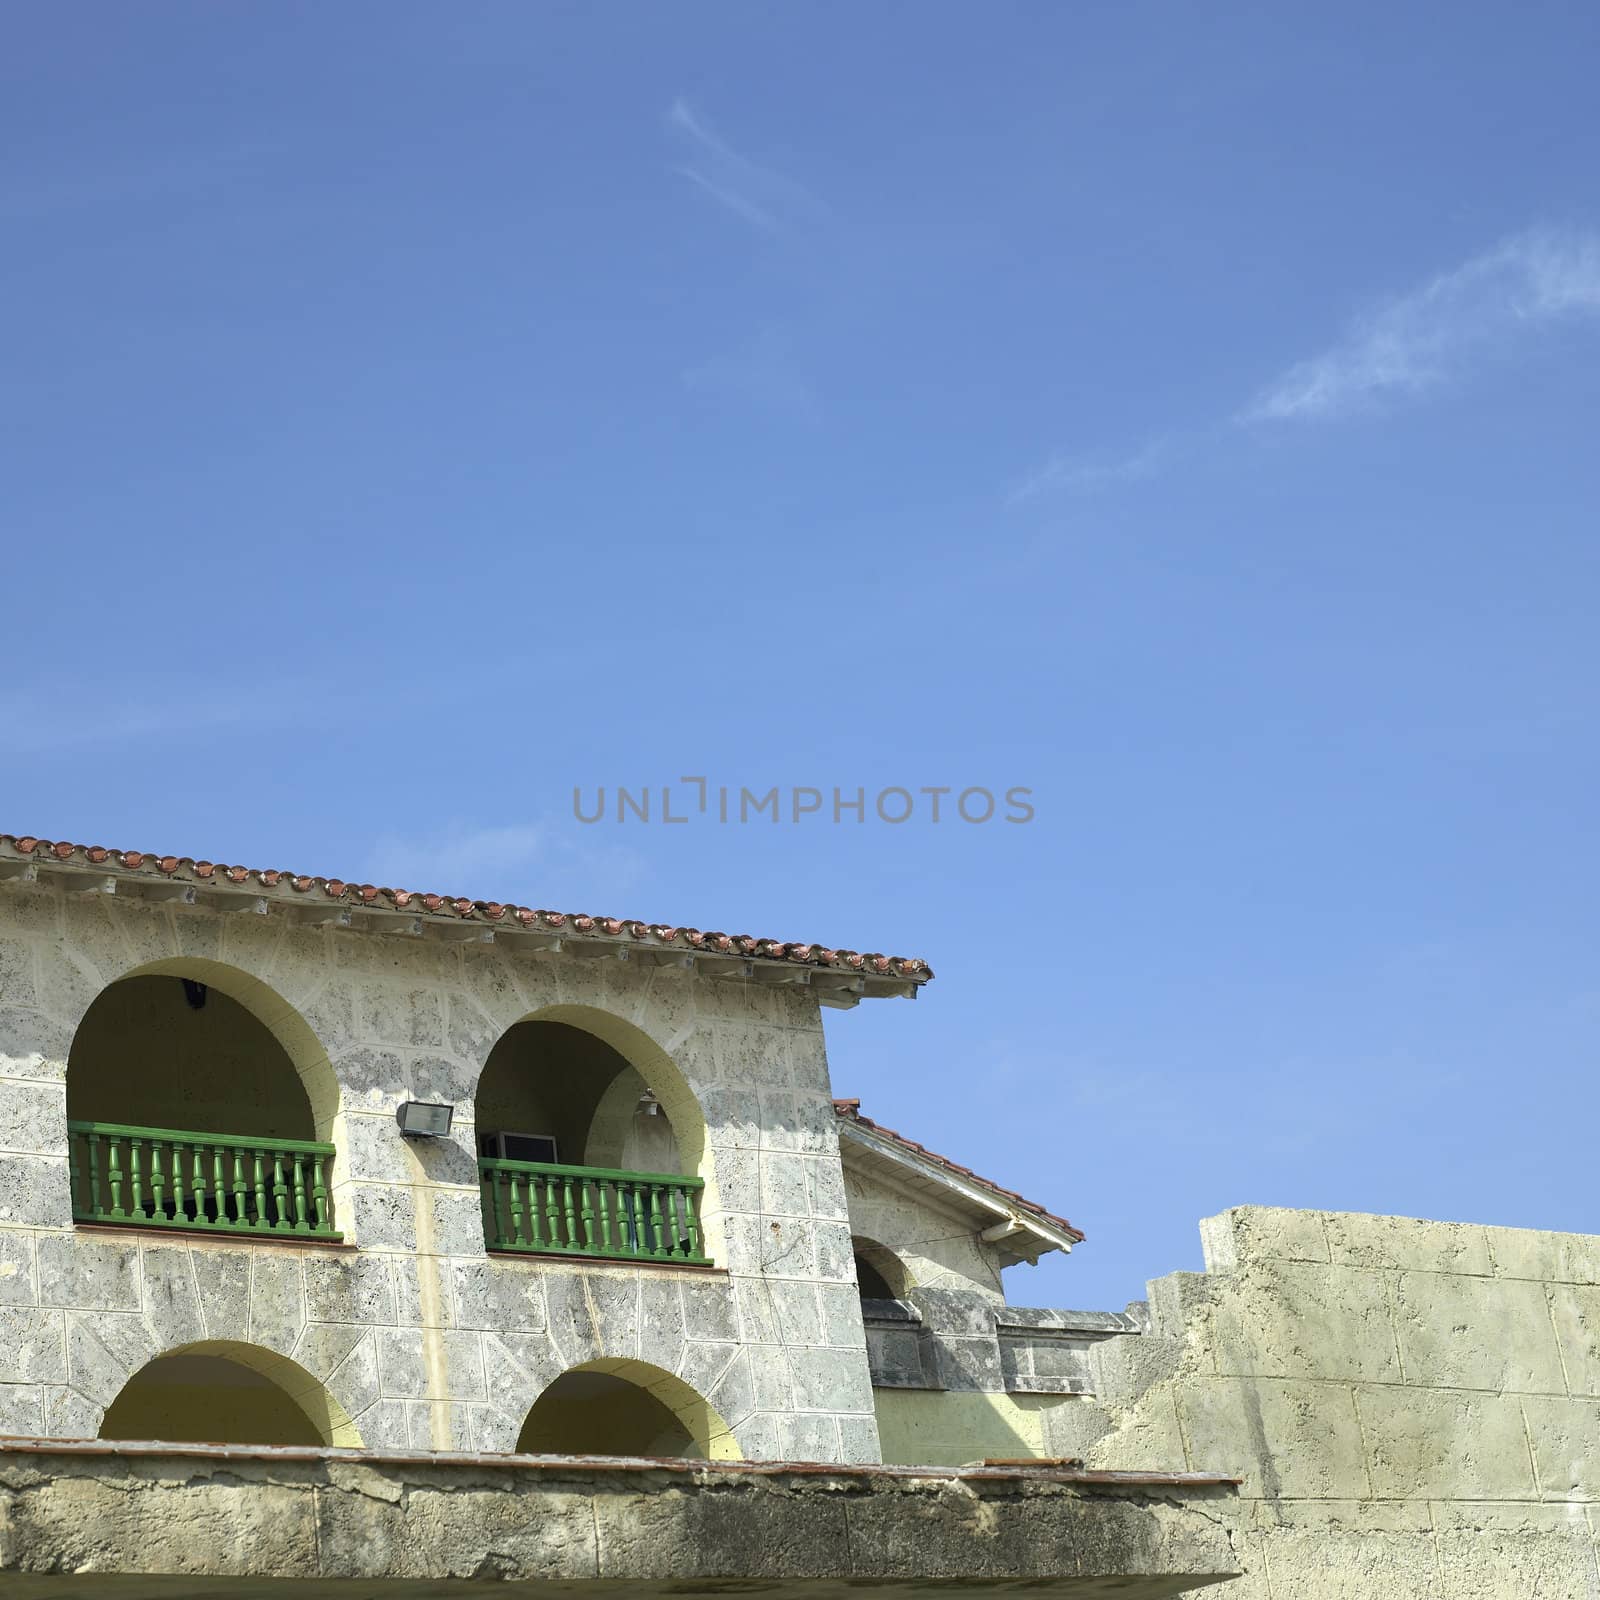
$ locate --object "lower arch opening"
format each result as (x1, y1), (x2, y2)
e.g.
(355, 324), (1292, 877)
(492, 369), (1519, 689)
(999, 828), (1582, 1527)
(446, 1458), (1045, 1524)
(98, 1340), (361, 1448)
(515, 1358), (740, 1460)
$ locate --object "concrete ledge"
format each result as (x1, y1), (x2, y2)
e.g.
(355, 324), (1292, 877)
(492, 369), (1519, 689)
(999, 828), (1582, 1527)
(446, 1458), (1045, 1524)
(0, 1439), (1241, 1598)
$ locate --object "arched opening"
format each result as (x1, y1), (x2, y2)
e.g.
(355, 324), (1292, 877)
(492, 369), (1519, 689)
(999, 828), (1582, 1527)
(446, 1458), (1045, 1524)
(66, 962), (342, 1241)
(477, 1021), (682, 1176)
(474, 1007), (713, 1265)
(99, 1341), (361, 1448)
(853, 1236), (912, 1301)
(515, 1359), (739, 1460)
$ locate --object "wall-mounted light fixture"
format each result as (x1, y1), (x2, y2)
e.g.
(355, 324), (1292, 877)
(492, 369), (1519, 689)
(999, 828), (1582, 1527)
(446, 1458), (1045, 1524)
(396, 1101), (454, 1137)
(637, 1089), (661, 1117)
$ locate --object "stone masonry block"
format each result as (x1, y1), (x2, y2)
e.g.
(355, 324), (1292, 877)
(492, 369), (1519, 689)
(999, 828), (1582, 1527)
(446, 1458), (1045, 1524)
(1485, 1224), (1600, 1287)
(912, 1286), (1000, 1337)
(141, 1245), (203, 1347)
(341, 1112), (414, 1184)
(1434, 1528), (1600, 1599)
(65, 1311), (156, 1406)
(1249, 1528), (1440, 1599)
(0, 1154), (70, 1227)
(1547, 1283), (1600, 1398)
(1357, 1384), (1537, 1500)
(1210, 1260), (1402, 1385)
(933, 1335), (1005, 1393)
(442, 1329), (486, 1401)
(376, 1328), (428, 1399)
(0, 1007), (74, 1077)
(303, 1254), (396, 1325)
(1323, 1210), (1494, 1276)
(1178, 1377), (1370, 1499)
(0, 1381), (43, 1436)
(428, 1189), (487, 1257)
(786, 1345), (872, 1415)
(1391, 1268), (1566, 1394)
(36, 1235), (140, 1313)
(249, 1252), (306, 1356)
(1522, 1395), (1600, 1500)
(191, 1247), (253, 1342)
(348, 1184), (417, 1252)
(1199, 1206), (1331, 1271)
(0, 1308), (67, 1384)
(0, 936), (38, 1007)
(451, 1259), (548, 1333)
(0, 1230), (36, 1305)
(757, 1153), (810, 1219)
(0, 1079), (66, 1156)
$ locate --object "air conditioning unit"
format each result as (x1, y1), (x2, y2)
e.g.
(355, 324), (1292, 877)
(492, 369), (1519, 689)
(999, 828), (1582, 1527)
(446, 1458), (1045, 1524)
(480, 1130), (559, 1165)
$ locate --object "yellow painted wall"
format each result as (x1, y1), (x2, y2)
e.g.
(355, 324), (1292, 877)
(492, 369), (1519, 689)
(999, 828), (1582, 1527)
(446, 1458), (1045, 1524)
(873, 1388), (1075, 1467)
(67, 977), (314, 1140)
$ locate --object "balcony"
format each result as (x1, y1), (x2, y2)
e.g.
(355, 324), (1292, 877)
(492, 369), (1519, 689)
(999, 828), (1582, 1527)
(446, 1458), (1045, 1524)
(479, 1157), (708, 1265)
(68, 1120), (341, 1241)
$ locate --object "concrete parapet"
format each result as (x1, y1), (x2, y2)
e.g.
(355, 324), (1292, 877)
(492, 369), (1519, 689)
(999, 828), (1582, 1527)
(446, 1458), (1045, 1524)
(0, 1438), (1241, 1597)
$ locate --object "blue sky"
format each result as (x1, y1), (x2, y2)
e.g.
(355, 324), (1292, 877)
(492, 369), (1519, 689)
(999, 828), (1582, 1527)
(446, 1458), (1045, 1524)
(5, 4), (1599, 1310)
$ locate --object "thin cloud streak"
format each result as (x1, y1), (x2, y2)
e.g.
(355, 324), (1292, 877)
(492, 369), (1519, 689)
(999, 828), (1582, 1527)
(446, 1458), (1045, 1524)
(1243, 227), (1600, 423)
(671, 165), (778, 234)
(1006, 436), (1176, 507)
(1010, 226), (1600, 504)
(666, 97), (825, 233)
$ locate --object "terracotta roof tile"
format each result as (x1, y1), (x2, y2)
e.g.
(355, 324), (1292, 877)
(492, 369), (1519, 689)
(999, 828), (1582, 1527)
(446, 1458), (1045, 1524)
(0, 834), (934, 983)
(833, 1098), (1083, 1242)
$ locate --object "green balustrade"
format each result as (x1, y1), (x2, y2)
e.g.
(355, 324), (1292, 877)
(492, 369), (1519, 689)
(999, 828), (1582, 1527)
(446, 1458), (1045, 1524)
(479, 1157), (708, 1265)
(68, 1121), (340, 1241)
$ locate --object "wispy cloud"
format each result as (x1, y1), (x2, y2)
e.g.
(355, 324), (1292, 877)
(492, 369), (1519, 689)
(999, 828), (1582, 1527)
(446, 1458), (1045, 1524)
(1010, 226), (1600, 504)
(1005, 436), (1177, 507)
(666, 98), (825, 234)
(1243, 227), (1600, 423)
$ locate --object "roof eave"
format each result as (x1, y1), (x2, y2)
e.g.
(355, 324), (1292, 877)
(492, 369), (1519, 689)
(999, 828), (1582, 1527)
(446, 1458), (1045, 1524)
(0, 835), (933, 1002)
(836, 1118), (1083, 1257)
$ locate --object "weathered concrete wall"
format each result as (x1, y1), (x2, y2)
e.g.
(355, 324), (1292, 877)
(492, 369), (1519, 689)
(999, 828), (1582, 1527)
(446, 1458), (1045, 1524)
(0, 1440), (1241, 1597)
(0, 882), (877, 1461)
(1045, 1207), (1600, 1597)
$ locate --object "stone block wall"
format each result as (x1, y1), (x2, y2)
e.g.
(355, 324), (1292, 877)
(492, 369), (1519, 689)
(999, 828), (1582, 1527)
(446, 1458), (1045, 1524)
(1046, 1206), (1600, 1596)
(0, 882), (880, 1461)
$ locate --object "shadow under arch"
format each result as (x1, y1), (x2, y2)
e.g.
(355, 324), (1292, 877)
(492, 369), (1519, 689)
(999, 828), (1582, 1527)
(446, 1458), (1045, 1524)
(852, 1235), (913, 1300)
(475, 1002), (719, 1254)
(67, 956), (342, 1145)
(99, 1339), (362, 1448)
(516, 1358), (740, 1460)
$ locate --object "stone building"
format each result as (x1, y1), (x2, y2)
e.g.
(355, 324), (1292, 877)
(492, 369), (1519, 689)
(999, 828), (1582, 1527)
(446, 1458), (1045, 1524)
(1, 831), (1597, 1597)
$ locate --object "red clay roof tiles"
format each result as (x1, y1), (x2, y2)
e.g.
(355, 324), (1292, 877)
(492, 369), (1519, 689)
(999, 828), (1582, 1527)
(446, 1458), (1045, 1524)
(0, 834), (933, 982)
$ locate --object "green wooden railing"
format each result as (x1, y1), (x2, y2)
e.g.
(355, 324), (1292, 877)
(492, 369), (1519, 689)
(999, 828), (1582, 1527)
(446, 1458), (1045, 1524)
(68, 1120), (341, 1241)
(480, 1158), (708, 1264)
